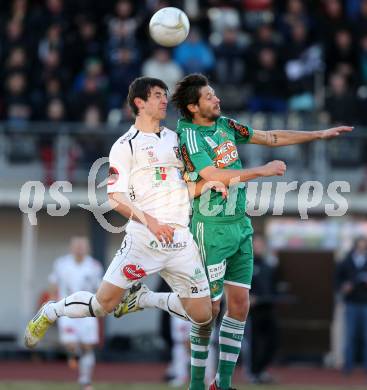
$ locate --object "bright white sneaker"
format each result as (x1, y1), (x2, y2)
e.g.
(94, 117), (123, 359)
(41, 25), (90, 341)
(24, 301), (55, 348)
(114, 282), (150, 318)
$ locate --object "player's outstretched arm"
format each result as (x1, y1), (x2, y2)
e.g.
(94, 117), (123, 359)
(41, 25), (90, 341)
(249, 126), (353, 147)
(108, 192), (174, 243)
(199, 160), (286, 185)
(187, 179), (228, 199)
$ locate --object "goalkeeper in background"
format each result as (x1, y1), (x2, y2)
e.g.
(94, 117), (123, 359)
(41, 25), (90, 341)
(171, 73), (352, 390)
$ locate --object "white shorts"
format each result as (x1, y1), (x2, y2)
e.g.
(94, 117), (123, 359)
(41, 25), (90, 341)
(103, 221), (209, 298)
(58, 317), (99, 345)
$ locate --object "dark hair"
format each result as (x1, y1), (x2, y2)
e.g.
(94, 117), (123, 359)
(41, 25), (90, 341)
(171, 74), (208, 119)
(127, 77), (168, 116)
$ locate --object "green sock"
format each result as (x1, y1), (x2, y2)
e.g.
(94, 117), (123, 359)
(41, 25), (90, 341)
(189, 323), (212, 390)
(217, 316), (245, 389)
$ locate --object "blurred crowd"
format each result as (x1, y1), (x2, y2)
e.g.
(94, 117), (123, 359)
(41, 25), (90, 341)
(1, 0), (367, 126)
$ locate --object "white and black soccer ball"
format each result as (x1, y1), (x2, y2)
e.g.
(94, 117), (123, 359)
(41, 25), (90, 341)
(149, 7), (190, 47)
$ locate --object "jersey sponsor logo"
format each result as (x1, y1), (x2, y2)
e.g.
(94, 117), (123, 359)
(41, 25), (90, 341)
(181, 144), (195, 172)
(207, 259), (226, 282)
(228, 119), (250, 138)
(108, 166), (119, 185)
(122, 264), (147, 280)
(149, 240), (159, 249)
(214, 141), (238, 168)
(161, 241), (187, 250)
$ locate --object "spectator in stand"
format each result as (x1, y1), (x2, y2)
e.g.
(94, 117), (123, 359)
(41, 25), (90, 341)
(3, 72), (31, 125)
(70, 74), (107, 120)
(173, 27), (215, 75)
(30, 0), (68, 34)
(66, 17), (103, 77)
(213, 27), (247, 85)
(324, 72), (358, 125)
(142, 48), (183, 92)
(1, 19), (29, 62)
(278, 0), (314, 39)
(318, 0), (350, 43)
(73, 57), (108, 95)
(248, 47), (287, 113)
(284, 21), (321, 111)
(3, 46), (29, 80)
(35, 49), (71, 97)
(38, 23), (64, 64)
(357, 0), (367, 37)
(337, 237), (367, 375)
(325, 29), (359, 83)
(241, 0), (274, 30)
(105, 11), (141, 109)
(247, 23), (283, 72)
(106, 46), (140, 110)
(41, 98), (67, 185)
(106, 0), (137, 42)
(77, 105), (105, 170)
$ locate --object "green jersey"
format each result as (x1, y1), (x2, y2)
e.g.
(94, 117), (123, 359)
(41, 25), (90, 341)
(176, 116), (254, 222)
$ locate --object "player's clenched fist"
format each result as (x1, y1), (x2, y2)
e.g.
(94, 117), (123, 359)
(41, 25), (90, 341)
(261, 160), (287, 177)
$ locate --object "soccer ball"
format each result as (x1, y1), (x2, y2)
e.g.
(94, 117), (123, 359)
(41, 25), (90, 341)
(149, 7), (190, 47)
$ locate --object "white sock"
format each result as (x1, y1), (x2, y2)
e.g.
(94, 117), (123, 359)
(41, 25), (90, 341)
(46, 292), (107, 321)
(79, 350), (96, 386)
(139, 292), (188, 321)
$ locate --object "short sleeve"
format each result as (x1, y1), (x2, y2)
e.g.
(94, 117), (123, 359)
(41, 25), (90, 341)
(180, 129), (213, 177)
(226, 118), (254, 144)
(107, 141), (132, 194)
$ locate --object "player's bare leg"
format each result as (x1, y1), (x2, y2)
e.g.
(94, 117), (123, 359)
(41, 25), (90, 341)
(25, 281), (125, 348)
(115, 283), (212, 324)
(64, 343), (79, 370)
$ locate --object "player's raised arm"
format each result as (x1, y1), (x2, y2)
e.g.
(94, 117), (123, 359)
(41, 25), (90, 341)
(249, 126), (353, 147)
(198, 160), (286, 185)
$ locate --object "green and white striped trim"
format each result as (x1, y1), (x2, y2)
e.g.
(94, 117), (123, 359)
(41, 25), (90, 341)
(220, 326), (244, 335)
(195, 221), (206, 266)
(187, 128), (199, 154)
(191, 357), (207, 367)
(219, 336), (242, 348)
(191, 343), (209, 352)
(219, 351), (238, 363)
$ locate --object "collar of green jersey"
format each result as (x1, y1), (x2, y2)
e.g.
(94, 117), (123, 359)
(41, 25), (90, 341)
(177, 117), (219, 134)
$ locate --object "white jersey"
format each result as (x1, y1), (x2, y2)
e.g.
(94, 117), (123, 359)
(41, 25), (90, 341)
(107, 125), (190, 226)
(49, 255), (103, 298)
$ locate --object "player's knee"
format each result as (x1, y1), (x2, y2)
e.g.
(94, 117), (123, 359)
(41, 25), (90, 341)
(92, 295), (113, 315)
(187, 306), (212, 325)
(228, 297), (249, 320)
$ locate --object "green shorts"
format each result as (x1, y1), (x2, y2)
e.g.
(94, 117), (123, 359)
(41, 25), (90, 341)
(191, 216), (254, 301)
